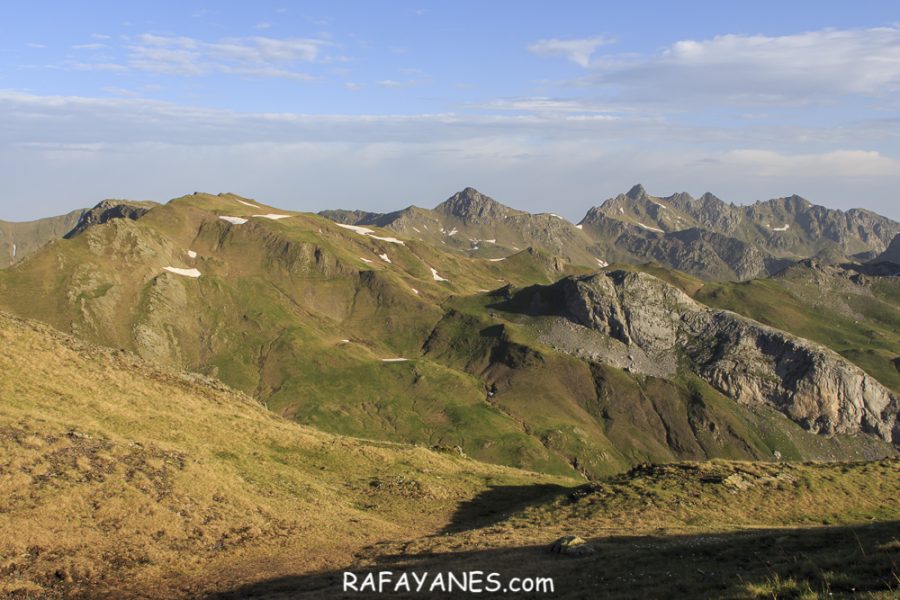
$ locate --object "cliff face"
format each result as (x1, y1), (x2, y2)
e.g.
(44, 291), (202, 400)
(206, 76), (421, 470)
(535, 271), (899, 443)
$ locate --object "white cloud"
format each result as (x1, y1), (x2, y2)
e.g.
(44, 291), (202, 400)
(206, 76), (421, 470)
(528, 36), (613, 67)
(91, 33), (111, 40)
(577, 26), (900, 104)
(721, 149), (900, 178)
(1, 91), (899, 222)
(72, 43), (106, 50)
(255, 22), (273, 30)
(113, 33), (328, 79)
(376, 78), (426, 88)
(26, 42), (46, 49)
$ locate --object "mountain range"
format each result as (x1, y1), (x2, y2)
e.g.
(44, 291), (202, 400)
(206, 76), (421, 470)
(0, 190), (896, 479)
(322, 185), (900, 280)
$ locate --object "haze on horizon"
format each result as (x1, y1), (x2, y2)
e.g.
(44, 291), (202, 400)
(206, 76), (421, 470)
(1, 0), (899, 222)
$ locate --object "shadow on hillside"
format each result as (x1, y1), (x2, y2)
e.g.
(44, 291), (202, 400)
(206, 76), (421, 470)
(439, 483), (570, 534)
(207, 520), (900, 599)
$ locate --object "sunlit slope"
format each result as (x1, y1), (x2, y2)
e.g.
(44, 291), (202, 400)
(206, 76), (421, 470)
(0, 193), (588, 476)
(0, 311), (567, 599)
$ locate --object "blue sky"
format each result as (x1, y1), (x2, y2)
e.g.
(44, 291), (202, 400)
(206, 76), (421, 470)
(1, 1), (899, 221)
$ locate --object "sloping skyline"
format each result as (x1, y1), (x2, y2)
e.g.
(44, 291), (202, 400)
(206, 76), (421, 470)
(2, 0), (899, 221)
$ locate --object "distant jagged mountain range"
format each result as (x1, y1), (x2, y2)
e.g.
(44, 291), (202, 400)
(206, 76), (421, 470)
(322, 185), (900, 280)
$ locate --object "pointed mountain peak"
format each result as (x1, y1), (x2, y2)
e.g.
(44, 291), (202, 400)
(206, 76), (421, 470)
(626, 184), (648, 199)
(435, 188), (521, 222)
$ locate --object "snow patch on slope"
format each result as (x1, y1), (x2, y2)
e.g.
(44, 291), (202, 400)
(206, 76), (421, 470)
(164, 267), (201, 278)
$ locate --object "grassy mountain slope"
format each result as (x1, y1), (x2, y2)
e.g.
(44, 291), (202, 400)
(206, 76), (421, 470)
(2, 310), (898, 599)
(1, 193), (896, 482)
(0, 311), (566, 599)
(0, 209), (84, 268)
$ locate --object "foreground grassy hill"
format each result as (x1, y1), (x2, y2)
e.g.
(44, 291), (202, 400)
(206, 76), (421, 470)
(2, 310), (898, 599)
(0, 311), (566, 599)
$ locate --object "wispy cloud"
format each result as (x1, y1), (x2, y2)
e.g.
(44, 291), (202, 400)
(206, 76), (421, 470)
(72, 43), (106, 50)
(569, 27), (900, 105)
(26, 42), (46, 49)
(376, 78), (425, 88)
(528, 36), (613, 67)
(1, 91), (899, 220)
(123, 33), (327, 79)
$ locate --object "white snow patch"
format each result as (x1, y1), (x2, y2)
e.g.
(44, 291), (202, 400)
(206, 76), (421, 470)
(235, 199), (261, 208)
(339, 339), (351, 344)
(337, 223), (405, 245)
(430, 268), (449, 282)
(381, 358), (410, 363)
(359, 257), (374, 264)
(471, 246), (479, 251)
(337, 223), (375, 235)
(575, 224), (583, 230)
(378, 253), (391, 263)
(772, 223), (791, 232)
(650, 200), (667, 209)
(220, 216), (249, 225)
(447, 228), (458, 236)
(596, 258), (609, 268)
(485, 239), (496, 244)
(412, 227), (421, 233)
(253, 214), (291, 220)
(11, 244), (16, 258)
(618, 207), (625, 214)
(636, 222), (664, 233)
(410, 288), (419, 295)
(164, 267), (201, 278)
(370, 235), (405, 245)
(488, 257), (506, 262)
(187, 250), (198, 258)
(477, 289), (491, 293)
(549, 213), (563, 220)
(512, 246), (520, 250)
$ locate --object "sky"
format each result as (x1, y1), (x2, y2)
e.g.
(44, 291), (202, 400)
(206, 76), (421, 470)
(1, 0), (899, 222)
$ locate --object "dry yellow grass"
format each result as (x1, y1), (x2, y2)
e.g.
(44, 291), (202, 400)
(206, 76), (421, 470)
(0, 312), (565, 598)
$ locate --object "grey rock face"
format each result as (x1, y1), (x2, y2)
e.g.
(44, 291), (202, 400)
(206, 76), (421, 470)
(65, 200), (158, 239)
(538, 271), (899, 443)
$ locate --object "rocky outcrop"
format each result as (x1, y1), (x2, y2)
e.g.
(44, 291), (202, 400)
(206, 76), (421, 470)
(65, 200), (158, 239)
(521, 270), (899, 443)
